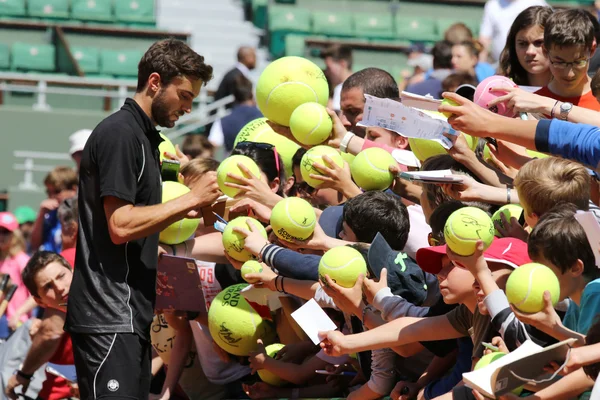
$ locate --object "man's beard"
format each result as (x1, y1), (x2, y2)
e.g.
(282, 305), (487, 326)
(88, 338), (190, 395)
(151, 89), (175, 128)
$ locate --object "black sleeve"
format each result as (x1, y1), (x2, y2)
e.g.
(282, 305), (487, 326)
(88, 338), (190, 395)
(95, 128), (141, 204)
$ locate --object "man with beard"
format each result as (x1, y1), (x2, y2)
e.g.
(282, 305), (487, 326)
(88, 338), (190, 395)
(65, 38), (221, 400)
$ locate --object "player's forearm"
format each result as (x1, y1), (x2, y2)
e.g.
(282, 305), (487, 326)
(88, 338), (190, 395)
(182, 232), (227, 263)
(21, 313), (65, 374)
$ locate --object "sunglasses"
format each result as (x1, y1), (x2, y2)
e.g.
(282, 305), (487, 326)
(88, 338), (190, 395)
(234, 141), (281, 178)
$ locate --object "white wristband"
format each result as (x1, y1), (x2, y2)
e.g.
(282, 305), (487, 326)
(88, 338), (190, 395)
(339, 132), (355, 153)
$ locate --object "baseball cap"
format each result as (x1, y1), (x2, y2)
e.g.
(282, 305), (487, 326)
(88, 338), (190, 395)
(13, 206), (36, 225)
(416, 237), (531, 275)
(0, 212), (19, 232)
(69, 129), (93, 155)
(318, 205), (344, 239)
(368, 233), (440, 307)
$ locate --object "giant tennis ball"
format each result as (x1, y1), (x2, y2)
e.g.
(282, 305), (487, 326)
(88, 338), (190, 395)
(300, 145), (344, 188)
(506, 263), (560, 313)
(474, 352), (523, 395)
(351, 147), (395, 190)
(159, 133), (176, 163)
(340, 151), (355, 165)
(319, 246), (368, 288)
(408, 133), (478, 162)
(234, 118), (300, 178)
(290, 102), (332, 145)
(444, 207), (495, 256)
(257, 343), (287, 386)
(222, 217), (268, 262)
(160, 181), (199, 244)
(270, 197), (316, 242)
(241, 260), (264, 284)
(256, 56), (329, 126)
(208, 283), (276, 356)
(474, 75), (518, 118)
(217, 155), (262, 198)
(491, 204), (524, 237)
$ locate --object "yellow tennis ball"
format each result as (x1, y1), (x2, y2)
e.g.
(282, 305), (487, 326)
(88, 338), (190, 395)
(340, 151), (355, 165)
(318, 246), (368, 288)
(257, 343), (287, 386)
(526, 149), (549, 159)
(440, 98), (460, 118)
(270, 197), (316, 242)
(289, 102), (332, 145)
(217, 155), (262, 198)
(474, 352), (523, 395)
(234, 117), (300, 178)
(159, 181), (199, 244)
(256, 56), (329, 126)
(208, 283), (276, 356)
(491, 204), (524, 237)
(350, 147), (396, 190)
(158, 133), (176, 163)
(222, 217), (268, 262)
(241, 260), (264, 284)
(409, 133), (476, 162)
(300, 145), (344, 188)
(444, 207), (495, 256)
(506, 263), (560, 314)
(483, 145), (493, 164)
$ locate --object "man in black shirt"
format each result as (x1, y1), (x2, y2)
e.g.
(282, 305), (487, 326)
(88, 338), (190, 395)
(65, 39), (220, 400)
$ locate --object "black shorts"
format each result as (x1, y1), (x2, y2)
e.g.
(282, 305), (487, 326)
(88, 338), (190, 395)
(71, 333), (151, 400)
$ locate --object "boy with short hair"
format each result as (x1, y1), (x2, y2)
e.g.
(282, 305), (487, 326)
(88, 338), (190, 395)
(536, 9), (600, 112)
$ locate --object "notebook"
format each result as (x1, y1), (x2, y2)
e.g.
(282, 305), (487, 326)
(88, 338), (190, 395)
(156, 254), (206, 312)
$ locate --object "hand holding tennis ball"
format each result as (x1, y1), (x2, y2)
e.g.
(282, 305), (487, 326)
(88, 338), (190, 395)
(440, 98), (460, 118)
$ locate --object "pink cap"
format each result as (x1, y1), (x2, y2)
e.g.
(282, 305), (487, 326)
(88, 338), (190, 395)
(0, 212), (19, 232)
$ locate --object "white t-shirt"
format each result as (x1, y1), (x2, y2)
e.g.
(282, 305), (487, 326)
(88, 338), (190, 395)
(332, 83), (343, 112)
(479, 0), (548, 62)
(403, 205), (431, 260)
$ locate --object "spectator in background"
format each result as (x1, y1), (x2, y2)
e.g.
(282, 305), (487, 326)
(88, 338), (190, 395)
(182, 135), (216, 159)
(444, 23), (474, 45)
(209, 75), (262, 153)
(57, 197), (78, 266)
(591, 69), (600, 103)
(440, 72), (479, 97)
(479, 0), (547, 62)
(30, 166), (78, 253)
(401, 45), (434, 91)
(406, 41), (453, 97)
(214, 46), (256, 108)
(68, 129), (92, 171)
(0, 212), (30, 340)
(451, 41), (495, 82)
(320, 45), (354, 112)
(13, 206), (36, 255)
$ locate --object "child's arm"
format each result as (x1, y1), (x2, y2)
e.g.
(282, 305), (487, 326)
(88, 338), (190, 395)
(157, 313), (193, 400)
(519, 368), (594, 400)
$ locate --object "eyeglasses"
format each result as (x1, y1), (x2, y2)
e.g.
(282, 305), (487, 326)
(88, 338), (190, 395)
(548, 56), (590, 70)
(234, 141), (281, 178)
(427, 232), (441, 247)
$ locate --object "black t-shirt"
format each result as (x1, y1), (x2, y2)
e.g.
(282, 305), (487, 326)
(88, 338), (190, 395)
(65, 98), (163, 341)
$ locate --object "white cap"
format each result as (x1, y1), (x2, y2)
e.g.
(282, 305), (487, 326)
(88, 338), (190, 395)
(407, 53), (433, 71)
(69, 129), (93, 155)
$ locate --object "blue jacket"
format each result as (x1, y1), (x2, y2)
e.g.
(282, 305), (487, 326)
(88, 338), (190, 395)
(535, 119), (600, 172)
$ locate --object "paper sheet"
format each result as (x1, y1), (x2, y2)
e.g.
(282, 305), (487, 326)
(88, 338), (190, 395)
(357, 94), (458, 149)
(400, 91), (442, 111)
(291, 299), (337, 345)
(399, 169), (464, 184)
(575, 210), (600, 268)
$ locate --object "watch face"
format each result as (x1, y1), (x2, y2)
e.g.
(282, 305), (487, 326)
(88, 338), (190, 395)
(561, 103), (573, 112)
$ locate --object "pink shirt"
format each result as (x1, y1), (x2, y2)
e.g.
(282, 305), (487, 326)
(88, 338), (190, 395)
(0, 251), (30, 322)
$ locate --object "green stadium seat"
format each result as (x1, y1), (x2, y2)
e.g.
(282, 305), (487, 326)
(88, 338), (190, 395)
(396, 16), (438, 42)
(251, 0), (267, 29)
(11, 42), (55, 72)
(115, 0), (155, 25)
(353, 13), (394, 40)
(72, 46), (100, 74)
(100, 49), (142, 77)
(0, 44), (10, 70)
(28, 0), (69, 19)
(0, 0), (26, 17)
(312, 11), (353, 37)
(285, 34), (307, 57)
(275, 0), (296, 3)
(71, 0), (113, 23)
(268, 5), (311, 58)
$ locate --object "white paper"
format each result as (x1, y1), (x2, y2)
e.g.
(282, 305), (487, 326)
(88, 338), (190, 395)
(575, 210), (600, 268)
(391, 148), (421, 168)
(357, 94), (458, 149)
(291, 299), (337, 345)
(400, 91), (442, 112)
(399, 170), (464, 184)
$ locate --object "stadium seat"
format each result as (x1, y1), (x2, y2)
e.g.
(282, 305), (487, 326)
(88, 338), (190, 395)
(0, 0), (26, 17)
(11, 42), (56, 72)
(251, 0), (268, 29)
(71, 46), (100, 74)
(115, 0), (155, 25)
(268, 5), (311, 58)
(28, 0), (69, 19)
(100, 49), (142, 78)
(71, 0), (113, 23)
(285, 34), (307, 56)
(353, 13), (394, 40)
(395, 16), (438, 42)
(0, 44), (10, 70)
(312, 11), (353, 37)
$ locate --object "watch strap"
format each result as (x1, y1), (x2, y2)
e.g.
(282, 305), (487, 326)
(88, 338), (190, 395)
(339, 132), (355, 153)
(16, 370), (33, 380)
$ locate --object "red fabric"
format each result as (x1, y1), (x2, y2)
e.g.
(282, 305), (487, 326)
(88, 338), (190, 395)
(535, 86), (600, 112)
(38, 333), (75, 400)
(60, 248), (76, 268)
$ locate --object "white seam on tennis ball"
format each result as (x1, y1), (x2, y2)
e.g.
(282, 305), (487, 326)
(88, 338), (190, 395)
(512, 266), (538, 307)
(363, 153), (389, 173)
(321, 256), (363, 270)
(285, 201), (316, 229)
(265, 82), (318, 106)
(306, 103), (324, 140)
